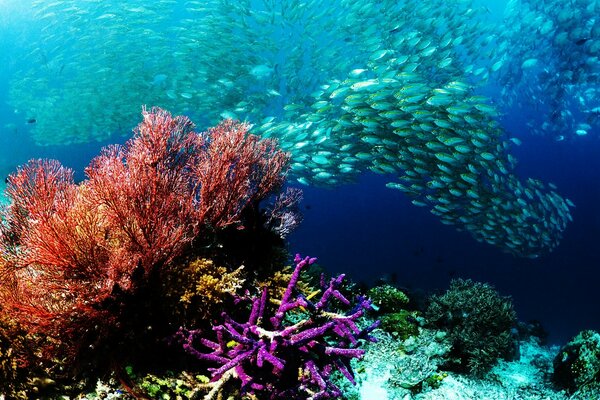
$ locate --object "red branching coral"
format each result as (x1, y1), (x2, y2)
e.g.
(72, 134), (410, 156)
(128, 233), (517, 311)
(86, 108), (201, 280)
(2, 159), (107, 270)
(0, 107), (290, 372)
(195, 119), (289, 228)
(0, 160), (114, 366)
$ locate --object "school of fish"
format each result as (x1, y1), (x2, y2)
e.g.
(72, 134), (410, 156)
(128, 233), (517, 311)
(3, 0), (583, 257)
(494, 0), (600, 140)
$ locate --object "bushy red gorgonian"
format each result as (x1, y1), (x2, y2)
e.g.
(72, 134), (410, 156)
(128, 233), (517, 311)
(195, 119), (290, 228)
(2, 159), (109, 272)
(85, 109), (202, 282)
(0, 160), (114, 365)
(0, 107), (290, 370)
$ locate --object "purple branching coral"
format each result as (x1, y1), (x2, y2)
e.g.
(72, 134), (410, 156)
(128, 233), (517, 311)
(177, 254), (379, 399)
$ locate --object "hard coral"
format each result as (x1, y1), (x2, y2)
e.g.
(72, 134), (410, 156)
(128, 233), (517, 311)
(367, 284), (409, 314)
(367, 284), (417, 340)
(177, 254), (379, 400)
(553, 330), (600, 394)
(162, 257), (246, 326)
(425, 279), (517, 376)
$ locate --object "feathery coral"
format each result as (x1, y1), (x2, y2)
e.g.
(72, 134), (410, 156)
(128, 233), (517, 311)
(0, 107), (290, 374)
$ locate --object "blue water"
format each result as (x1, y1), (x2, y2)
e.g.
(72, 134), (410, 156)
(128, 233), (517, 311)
(292, 134), (600, 344)
(1, 0), (599, 347)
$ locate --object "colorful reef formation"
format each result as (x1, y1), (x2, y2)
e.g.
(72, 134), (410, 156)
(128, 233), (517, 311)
(0, 105), (593, 400)
(0, 107), (376, 399)
(176, 254), (378, 399)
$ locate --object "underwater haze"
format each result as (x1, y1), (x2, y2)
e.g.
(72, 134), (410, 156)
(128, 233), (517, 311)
(0, 0), (599, 351)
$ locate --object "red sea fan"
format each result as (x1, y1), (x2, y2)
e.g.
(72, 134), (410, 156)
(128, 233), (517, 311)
(195, 119), (290, 229)
(85, 107), (202, 281)
(0, 159), (114, 359)
(0, 107), (290, 371)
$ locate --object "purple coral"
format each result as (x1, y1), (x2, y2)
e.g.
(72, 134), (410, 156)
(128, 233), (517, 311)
(177, 254), (379, 399)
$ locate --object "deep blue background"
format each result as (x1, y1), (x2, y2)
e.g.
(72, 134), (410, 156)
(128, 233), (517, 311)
(290, 129), (600, 345)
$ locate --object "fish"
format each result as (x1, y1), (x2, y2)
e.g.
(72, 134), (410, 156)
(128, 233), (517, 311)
(351, 79), (380, 91)
(6, 0), (574, 258)
(249, 64), (274, 79)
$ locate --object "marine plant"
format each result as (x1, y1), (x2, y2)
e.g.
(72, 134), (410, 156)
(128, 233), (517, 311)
(176, 254), (379, 399)
(425, 279), (517, 376)
(0, 107), (290, 377)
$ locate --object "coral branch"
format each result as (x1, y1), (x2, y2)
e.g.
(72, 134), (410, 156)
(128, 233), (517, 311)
(194, 119), (290, 228)
(0, 107), (290, 371)
(177, 254), (378, 399)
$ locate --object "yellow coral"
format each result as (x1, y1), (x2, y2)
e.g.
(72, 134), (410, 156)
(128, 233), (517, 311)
(259, 265), (317, 306)
(181, 258), (245, 305)
(163, 257), (245, 323)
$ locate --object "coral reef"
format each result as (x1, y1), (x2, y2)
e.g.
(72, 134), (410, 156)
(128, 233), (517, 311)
(390, 329), (452, 391)
(0, 319), (26, 399)
(366, 284), (419, 340)
(425, 279), (517, 376)
(338, 332), (567, 400)
(0, 105), (577, 400)
(367, 285), (409, 314)
(553, 329), (600, 395)
(161, 257), (246, 327)
(176, 254), (379, 399)
(379, 311), (421, 341)
(0, 107), (290, 381)
(259, 266), (316, 308)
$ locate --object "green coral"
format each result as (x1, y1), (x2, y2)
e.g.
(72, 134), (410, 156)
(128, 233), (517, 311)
(380, 310), (420, 340)
(367, 285), (419, 340)
(423, 371), (448, 390)
(367, 284), (409, 313)
(135, 370), (211, 399)
(553, 330), (600, 394)
(425, 279), (517, 376)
